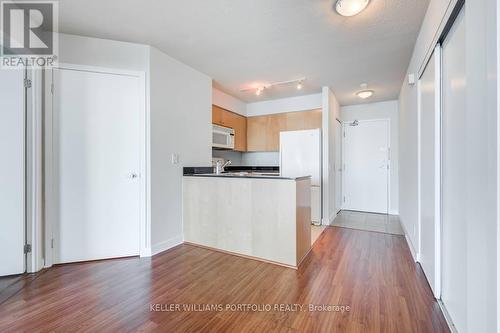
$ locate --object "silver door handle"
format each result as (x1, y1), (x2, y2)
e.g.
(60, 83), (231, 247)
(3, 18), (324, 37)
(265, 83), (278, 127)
(129, 173), (139, 179)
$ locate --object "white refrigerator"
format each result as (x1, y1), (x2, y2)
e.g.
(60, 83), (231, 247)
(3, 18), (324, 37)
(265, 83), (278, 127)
(279, 129), (322, 224)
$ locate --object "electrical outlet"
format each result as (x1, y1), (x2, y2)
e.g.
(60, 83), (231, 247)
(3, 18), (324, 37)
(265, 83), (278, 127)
(171, 153), (179, 164)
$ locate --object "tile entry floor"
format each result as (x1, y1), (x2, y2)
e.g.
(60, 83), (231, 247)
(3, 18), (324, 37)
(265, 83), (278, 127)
(331, 210), (404, 235)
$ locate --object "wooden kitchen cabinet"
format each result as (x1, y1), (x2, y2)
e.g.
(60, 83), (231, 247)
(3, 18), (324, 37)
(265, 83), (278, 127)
(247, 114), (285, 152)
(247, 109), (322, 152)
(265, 113), (287, 151)
(247, 116), (269, 151)
(212, 105), (226, 126)
(224, 111), (247, 151)
(212, 105), (247, 151)
(285, 109), (322, 130)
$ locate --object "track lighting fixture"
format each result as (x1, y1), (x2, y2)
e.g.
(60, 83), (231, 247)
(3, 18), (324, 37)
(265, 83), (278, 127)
(241, 77), (306, 96)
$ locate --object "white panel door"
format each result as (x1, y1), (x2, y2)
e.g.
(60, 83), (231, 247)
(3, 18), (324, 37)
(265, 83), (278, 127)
(419, 48), (440, 296)
(335, 121), (342, 213)
(343, 120), (389, 214)
(53, 67), (142, 264)
(0, 69), (25, 276)
(441, 8), (466, 332)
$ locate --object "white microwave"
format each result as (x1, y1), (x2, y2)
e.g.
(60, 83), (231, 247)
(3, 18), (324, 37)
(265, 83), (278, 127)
(212, 124), (234, 149)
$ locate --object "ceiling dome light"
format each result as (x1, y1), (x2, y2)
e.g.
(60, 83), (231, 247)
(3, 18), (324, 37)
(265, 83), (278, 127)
(335, 0), (370, 17)
(256, 86), (264, 96)
(297, 82), (303, 90)
(356, 90), (374, 99)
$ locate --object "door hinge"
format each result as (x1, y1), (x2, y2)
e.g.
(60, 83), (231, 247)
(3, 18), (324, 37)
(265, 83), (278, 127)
(24, 244), (32, 254)
(51, 83), (54, 94)
(343, 196), (346, 203)
(51, 239), (54, 249)
(24, 78), (32, 88)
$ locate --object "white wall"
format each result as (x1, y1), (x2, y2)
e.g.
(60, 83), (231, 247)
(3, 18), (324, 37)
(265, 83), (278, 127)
(341, 100), (399, 214)
(149, 46), (212, 254)
(322, 87), (340, 223)
(59, 33), (149, 71)
(247, 93), (322, 116)
(212, 88), (246, 116)
(398, 0), (498, 331)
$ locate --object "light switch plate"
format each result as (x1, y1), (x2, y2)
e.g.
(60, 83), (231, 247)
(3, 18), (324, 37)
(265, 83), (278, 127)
(408, 73), (415, 85)
(171, 153), (179, 164)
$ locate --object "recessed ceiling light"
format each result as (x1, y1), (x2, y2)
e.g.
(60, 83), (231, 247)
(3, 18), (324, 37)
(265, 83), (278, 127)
(335, 0), (370, 17)
(357, 90), (374, 99)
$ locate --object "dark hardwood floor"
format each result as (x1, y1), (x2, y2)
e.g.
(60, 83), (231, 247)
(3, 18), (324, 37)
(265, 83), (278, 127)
(0, 227), (449, 332)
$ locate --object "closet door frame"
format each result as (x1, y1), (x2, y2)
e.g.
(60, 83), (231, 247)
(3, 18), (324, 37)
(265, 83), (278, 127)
(43, 63), (150, 267)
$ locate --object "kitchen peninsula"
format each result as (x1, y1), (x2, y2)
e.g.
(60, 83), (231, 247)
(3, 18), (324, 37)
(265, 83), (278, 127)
(182, 171), (312, 268)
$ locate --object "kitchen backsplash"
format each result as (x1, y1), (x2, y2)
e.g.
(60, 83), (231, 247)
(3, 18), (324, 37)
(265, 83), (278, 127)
(212, 150), (243, 165)
(212, 150), (279, 166)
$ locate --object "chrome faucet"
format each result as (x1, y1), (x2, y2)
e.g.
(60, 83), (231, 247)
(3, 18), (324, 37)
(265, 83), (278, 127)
(215, 160), (231, 174)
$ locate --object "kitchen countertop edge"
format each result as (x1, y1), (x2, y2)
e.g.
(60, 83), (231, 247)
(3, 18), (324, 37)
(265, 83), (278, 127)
(183, 174), (312, 181)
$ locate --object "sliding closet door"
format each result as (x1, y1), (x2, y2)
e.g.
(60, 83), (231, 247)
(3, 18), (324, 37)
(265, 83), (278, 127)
(419, 47), (440, 296)
(441, 7), (466, 332)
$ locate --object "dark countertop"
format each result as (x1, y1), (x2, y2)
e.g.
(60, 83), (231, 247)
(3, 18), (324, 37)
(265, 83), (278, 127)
(225, 166), (279, 173)
(183, 166), (279, 175)
(183, 166), (310, 180)
(183, 173), (311, 181)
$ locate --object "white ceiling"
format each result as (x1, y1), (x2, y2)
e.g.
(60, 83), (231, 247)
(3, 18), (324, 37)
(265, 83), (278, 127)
(58, 0), (429, 105)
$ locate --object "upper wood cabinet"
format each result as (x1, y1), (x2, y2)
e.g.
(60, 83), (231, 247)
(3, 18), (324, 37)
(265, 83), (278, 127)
(212, 105), (226, 126)
(224, 111), (247, 152)
(212, 105), (247, 152)
(247, 109), (322, 152)
(212, 106), (321, 152)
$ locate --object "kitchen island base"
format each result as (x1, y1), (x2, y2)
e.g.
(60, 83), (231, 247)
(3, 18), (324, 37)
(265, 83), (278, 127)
(183, 176), (311, 268)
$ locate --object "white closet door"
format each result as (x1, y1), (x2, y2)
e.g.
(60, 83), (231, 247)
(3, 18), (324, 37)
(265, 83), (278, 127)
(343, 120), (389, 214)
(419, 48), (440, 296)
(0, 69), (25, 276)
(441, 8), (466, 333)
(53, 67), (142, 264)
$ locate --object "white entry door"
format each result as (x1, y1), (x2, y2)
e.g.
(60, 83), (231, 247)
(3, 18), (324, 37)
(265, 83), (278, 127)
(0, 69), (25, 276)
(343, 120), (389, 214)
(419, 47), (441, 296)
(52, 67), (143, 264)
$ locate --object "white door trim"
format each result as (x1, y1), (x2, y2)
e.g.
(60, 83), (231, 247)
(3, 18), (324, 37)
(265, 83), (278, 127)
(43, 63), (151, 268)
(341, 118), (391, 214)
(25, 68), (45, 273)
